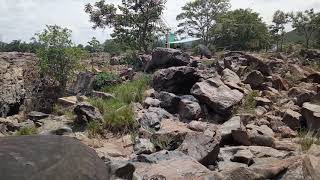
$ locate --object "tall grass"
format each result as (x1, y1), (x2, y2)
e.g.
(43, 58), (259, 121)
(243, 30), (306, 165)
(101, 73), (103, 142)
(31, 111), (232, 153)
(297, 130), (320, 152)
(89, 74), (151, 133)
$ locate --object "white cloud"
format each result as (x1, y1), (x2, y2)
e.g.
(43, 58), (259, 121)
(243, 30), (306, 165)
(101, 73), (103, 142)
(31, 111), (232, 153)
(0, 0), (319, 44)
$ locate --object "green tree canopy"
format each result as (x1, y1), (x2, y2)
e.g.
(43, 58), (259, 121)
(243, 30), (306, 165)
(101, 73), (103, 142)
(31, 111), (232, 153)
(85, 0), (166, 52)
(176, 0), (230, 46)
(214, 9), (270, 51)
(86, 37), (103, 53)
(270, 10), (290, 51)
(34, 25), (86, 94)
(290, 9), (320, 49)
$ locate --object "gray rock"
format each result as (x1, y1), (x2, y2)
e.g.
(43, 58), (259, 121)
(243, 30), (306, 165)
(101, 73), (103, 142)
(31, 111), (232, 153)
(178, 128), (221, 165)
(191, 78), (243, 115)
(27, 111), (49, 121)
(146, 48), (191, 72)
(282, 109), (303, 130)
(198, 44), (212, 59)
(187, 121), (208, 132)
(143, 97), (161, 108)
(92, 91), (115, 100)
(138, 107), (172, 131)
(132, 150), (212, 179)
(244, 70), (264, 89)
(153, 66), (200, 94)
(222, 68), (241, 84)
(231, 149), (254, 165)
(178, 95), (202, 121)
(74, 102), (103, 124)
(70, 72), (95, 95)
(0, 135), (109, 180)
(104, 159), (135, 180)
(156, 91), (181, 113)
(302, 102), (320, 132)
(134, 138), (156, 155)
(221, 116), (242, 144)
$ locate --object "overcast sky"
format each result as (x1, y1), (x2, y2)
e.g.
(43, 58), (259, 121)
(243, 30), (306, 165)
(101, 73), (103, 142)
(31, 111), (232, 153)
(0, 0), (319, 44)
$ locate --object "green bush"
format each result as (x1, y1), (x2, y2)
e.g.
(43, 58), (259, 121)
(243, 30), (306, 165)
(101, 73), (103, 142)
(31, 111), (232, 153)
(16, 127), (38, 136)
(89, 74), (151, 133)
(93, 72), (121, 90)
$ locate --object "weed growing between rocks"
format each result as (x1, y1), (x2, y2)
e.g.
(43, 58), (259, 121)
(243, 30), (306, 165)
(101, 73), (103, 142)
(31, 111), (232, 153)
(297, 130), (320, 152)
(90, 74), (151, 133)
(236, 90), (260, 114)
(16, 127), (38, 136)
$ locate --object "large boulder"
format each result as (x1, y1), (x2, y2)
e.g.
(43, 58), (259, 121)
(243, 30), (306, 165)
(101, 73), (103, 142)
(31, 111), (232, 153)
(198, 44), (212, 59)
(145, 48), (191, 72)
(177, 127), (222, 166)
(74, 102), (103, 124)
(155, 91), (181, 113)
(191, 78), (243, 115)
(153, 66), (200, 94)
(244, 70), (265, 89)
(132, 150), (212, 179)
(302, 102), (320, 131)
(178, 95), (202, 121)
(0, 135), (108, 180)
(70, 72), (95, 95)
(0, 52), (37, 117)
(138, 107), (172, 131)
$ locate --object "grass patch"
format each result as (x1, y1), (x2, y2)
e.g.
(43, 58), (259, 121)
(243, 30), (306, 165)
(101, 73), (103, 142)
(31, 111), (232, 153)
(87, 121), (103, 138)
(297, 130), (320, 152)
(88, 74), (151, 134)
(16, 127), (38, 136)
(236, 90), (260, 114)
(102, 74), (151, 104)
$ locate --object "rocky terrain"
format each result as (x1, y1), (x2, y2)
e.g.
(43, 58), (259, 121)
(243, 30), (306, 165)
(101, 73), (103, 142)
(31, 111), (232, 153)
(1, 48), (320, 179)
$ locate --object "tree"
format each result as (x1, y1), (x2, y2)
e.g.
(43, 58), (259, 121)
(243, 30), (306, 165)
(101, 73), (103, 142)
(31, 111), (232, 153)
(290, 9), (320, 49)
(270, 10), (289, 51)
(215, 9), (270, 51)
(85, 0), (166, 52)
(87, 37), (103, 53)
(176, 0), (230, 46)
(34, 25), (86, 94)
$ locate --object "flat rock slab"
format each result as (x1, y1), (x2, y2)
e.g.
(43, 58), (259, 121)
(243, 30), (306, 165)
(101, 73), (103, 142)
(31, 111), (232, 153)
(0, 135), (108, 180)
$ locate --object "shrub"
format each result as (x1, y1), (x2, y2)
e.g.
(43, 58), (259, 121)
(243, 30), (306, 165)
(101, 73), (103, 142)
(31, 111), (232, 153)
(93, 72), (121, 90)
(16, 127), (38, 136)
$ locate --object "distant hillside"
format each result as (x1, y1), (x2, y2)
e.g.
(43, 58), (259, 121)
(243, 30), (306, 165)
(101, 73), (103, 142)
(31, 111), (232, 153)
(284, 29), (317, 44)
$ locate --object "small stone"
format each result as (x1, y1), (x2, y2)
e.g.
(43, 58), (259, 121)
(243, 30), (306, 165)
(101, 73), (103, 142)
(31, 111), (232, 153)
(231, 149), (254, 165)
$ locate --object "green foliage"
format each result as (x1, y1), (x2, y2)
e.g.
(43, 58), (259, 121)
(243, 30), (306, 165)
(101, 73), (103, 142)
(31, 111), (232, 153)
(89, 74), (151, 133)
(269, 10), (290, 52)
(103, 39), (131, 56)
(237, 90), (260, 114)
(103, 74), (151, 104)
(176, 0), (230, 45)
(86, 37), (103, 53)
(34, 25), (87, 93)
(297, 130), (320, 152)
(290, 9), (320, 49)
(0, 40), (41, 53)
(16, 127), (38, 136)
(85, 0), (167, 52)
(87, 121), (103, 137)
(93, 72), (120, 90)
(120, 50), (139, 66)
(215, 9), (270, 51)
